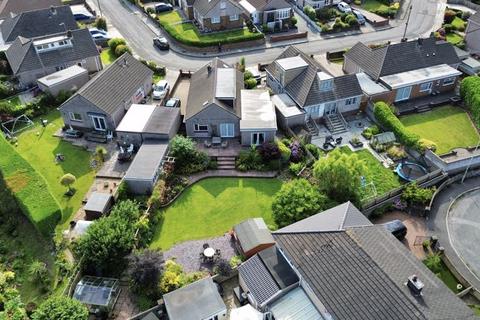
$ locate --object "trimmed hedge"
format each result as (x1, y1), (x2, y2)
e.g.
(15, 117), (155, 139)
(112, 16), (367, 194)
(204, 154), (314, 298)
(373, 101), (420, 148)
(460, 76), (480, 126)
(0, 135), (61, 236)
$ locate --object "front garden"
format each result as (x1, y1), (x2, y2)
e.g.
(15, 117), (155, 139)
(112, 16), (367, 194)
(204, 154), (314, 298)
(436, 7), (471, 48)
(400, 105), (480, 155)
(303, 6), (360, 33)
(360, 0), (399, 18)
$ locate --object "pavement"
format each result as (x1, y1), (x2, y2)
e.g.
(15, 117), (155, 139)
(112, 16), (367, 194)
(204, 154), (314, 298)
(428, 176), (480, 290)
(94, 0), (447, 71)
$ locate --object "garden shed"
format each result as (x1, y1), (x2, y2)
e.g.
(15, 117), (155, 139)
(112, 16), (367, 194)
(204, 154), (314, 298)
(73, 276), (120, 313)
(372, 132), (396, 145)
(83, 192), (113, 220)
(37, 65), (89, 96)
(233, 218), (275, 258)
(124, 142), (169, 195)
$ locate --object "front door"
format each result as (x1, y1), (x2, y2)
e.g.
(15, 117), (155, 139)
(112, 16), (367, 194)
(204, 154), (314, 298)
(252, 132), (265, 146)
(92, 116), (107, 131)
(219, 123), (234, 137)
(395, 86), (412, 102)
(325, 102), (337, 115)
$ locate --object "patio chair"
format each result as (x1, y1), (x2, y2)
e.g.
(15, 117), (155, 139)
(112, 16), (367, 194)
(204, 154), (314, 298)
(203, 243), (210, 249)
(335, 137), (343, 145)
(215, 249), (221, 256)
(204, 140), (212, 148)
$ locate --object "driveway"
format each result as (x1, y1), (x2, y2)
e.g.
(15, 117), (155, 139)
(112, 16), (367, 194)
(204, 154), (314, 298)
(96, 0), (446, 71)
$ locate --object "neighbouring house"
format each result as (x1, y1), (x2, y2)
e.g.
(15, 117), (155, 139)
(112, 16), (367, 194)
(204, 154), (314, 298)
(344, 37), (462, 105)
(83, 192), (114, 220)
(163, 277), (227, 320)
(179, 0), (195, 19)
(37, 65), (90, 96)
(1, 5), (78, 44)
(6, 28), (101, 87)
(192, 0), (245, 32)
(235, 202), (476, 319)
(296, 0), (339, 10)
(73, 276), (120, 314)
(266, 46), (363, 133)
(238, 0), (292, 29)
(239, 89), (277, 146)
(59, 53), (153, 133)
(233, 218), (276, 258)
(124, 142), (170, 195)
(116, 104), (181, 147)
(185, 58), (243, 139)
(466, 12), (480, 55)
(0, 0), (62, 20)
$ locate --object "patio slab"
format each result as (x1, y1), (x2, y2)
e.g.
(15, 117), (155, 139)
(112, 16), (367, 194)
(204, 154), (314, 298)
(164, 234), (237, 273)
(196, 139), (245, 158)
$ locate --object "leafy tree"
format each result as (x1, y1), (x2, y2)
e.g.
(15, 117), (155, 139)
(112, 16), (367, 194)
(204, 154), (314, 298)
(0, 268), (28, 320)
(258, 142), (280, 161)
(110, 199), (141, 222)
(401, 182), (435, 205)
(244, 78), (257, 89)
(115, 44), (132, 57)
(159, 260), (184, 294)
(60, 173), (76, 193)
(313, 148), (366, 205)
(272, 179), (332, 227)
(214, 259), (233, 277)
(128, 250), (163, 297)
(95, 17), (107, 31)
(243, 70), (253, 81)
(32, 296), (88, 320)
(170, 135), (196, 166)
(107, 38), (126, 52)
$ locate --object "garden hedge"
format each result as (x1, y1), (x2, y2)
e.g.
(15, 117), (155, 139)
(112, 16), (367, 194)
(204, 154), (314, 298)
(0, 136), (61, 236)
(460, 76), (480, 126)
(373, 101), (420, 148)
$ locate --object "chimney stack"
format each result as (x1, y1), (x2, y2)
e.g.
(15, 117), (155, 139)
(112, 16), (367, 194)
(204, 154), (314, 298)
(407, 275), (424, 296)
(207, 65), (212, 74)
(50, 6), (57, 16)
(418, 37), (423, 46)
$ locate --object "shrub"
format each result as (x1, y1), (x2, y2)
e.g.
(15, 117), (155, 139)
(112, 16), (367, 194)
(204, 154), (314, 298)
(236, 147), (264, 171)
(444, 9), (457, 23)
(289, 162), (304, 175)
(115, 44), (132, 57)
(462, 11), (471, 20)
(304, 5), (316, 21)
(32, 296), (88, 320)
(373, 101), (420, 148)
(258, 142), (280, 161)
(460, 76), (480, 126)
(316, 7), (337, 21)
(213, 259), (233, 277)
(277, 140), (291, 162)
(245, 78), (257, 89)
(417, 138), (437, 153)
(306, 143), (323, 159)
(401, 182), (435, 205)
(170, 135), (197, 167)
(108, 37), (126, 52)
(362, 125), (380, 139)
(229, 255), (243, 268)
(95, 17), (107, 31)
(148, 180), (166, 209)
(289, 140), (304, 163)
(332, 17), (349, 30)
(243, 70), (253, 80)
(127, 250), (163, 297)
(424, 253), (442, 274)
(345, 14), (358, 26)
(443, 23), (454, 33)
(290, 16), (297, 26)
(387, 145), (406, 160)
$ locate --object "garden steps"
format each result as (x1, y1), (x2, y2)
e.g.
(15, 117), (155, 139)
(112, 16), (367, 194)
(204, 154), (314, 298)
(217, 156), (236, 170)
(326, 114), (348, 134)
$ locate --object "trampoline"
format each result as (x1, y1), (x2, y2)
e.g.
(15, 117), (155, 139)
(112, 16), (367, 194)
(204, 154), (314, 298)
(395, 161), (428, 182)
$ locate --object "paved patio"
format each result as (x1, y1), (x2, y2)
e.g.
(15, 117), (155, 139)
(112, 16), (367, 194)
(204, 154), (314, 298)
(164, 234), (237, 273)
(196, 139), (245, 158)
(394, 92), (459, 115)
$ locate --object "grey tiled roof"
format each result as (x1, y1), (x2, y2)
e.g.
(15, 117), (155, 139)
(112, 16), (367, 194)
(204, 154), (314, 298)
(193, 0), (243, 17)
(185, 58), (242, 120)
(61, 53), (153, 115)
(469, 12), (480, 25)
(267, 46), (363, 108)
(345, 37), (461, 80)
(1, 5), (77, 43)
(0, 0), (61, 19)
(6, 28), (99, 74)
(275, 201), (372, 233)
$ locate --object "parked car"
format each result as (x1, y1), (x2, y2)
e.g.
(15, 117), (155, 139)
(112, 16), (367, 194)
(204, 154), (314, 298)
(352, 10), (366, 25)
(153, 80), (170, 100)
(91, 33), (112, 45)
(165, 97), (181, 108)
(337, 2), (352, 13)
(382, 219), (407, 240)
(153, 37), (170, 50)
(154, 3), (173, 13)
(89, 28), (108, 36)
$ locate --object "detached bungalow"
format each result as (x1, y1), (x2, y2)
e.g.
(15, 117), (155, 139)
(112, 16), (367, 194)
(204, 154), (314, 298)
(466, 12), (480, 55)
(344, 37), (461, 105)
(0, 0), (62, 20)
(193, 0), (245, 32)
(239, 0), (292, 29)
(59, 53), (153, 133)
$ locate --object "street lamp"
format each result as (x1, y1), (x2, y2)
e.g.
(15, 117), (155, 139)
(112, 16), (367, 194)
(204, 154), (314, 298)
(402, 5), (413, 42)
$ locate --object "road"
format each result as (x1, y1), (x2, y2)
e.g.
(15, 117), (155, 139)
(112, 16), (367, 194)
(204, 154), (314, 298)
(99, 0), (446, 71)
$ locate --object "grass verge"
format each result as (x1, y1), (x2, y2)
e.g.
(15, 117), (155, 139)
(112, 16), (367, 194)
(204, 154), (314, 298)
(100, 48), (116, 65)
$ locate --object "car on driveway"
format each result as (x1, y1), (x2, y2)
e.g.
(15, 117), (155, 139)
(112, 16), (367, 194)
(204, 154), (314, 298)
(337, 2), (352, 13)
(153, 80), (170, 100)
(89, 27), (108, 36)
(153, 37), (170, 50)
(352, 10), (366, 25)
(382, 219), (407, 240)
(165, 97), (181, 108)
(91, 33), (112, 46)
(155, 3), (173, 13)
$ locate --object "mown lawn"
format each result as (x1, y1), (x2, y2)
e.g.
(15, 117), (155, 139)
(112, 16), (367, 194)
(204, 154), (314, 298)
(14, 110), (95, 226)
(150, 178), (282, 250)
(446, 32), (463, 45)
(400, 105), (480, 155)
(451, 16), (466, 30)
(158, 10), (183, 25)
(362, 0), (390, 12)
(423, 259), (459, 292)
(340, 147), (402, 198)
(100, 48), (116, 65)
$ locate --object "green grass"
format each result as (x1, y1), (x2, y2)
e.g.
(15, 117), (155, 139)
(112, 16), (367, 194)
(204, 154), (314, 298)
(100, 48), (116, 65)
(1, 95), (22, 109)
(158, 10), (183, 25)
(153, 74), (165, 84)
(362, 0), (390, 12)
(446, 32), (463, 45)
(13, 110), (96, 227)
(451, 16), (466, 30)
(400, 106), (480, 155)
(150, 178), (282, 250)
(340, 147), (402, 197)
(470, 305), (480, 316)
(423, 259), (459, 292)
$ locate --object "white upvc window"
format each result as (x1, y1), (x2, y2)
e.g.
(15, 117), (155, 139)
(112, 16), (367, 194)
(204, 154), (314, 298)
(277, 9), (290, 19)
(395, 86), (412, 102)
(194, 124), (209, 132)
(220, 123), (234, 137)
(69, 112), (82, 121)
(229, 14), (239, 21)
(419, 82), (433, 92)
(211, 16), (220, 24)
(443, 76), (456, 86)
(345, 97), (357, 105)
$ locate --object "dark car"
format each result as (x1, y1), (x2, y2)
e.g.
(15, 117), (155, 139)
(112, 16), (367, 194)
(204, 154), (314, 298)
(155, 3), (173, 13)
(165, 97), (181, 108)
(153, 37), (170, 50)
(382, 219), (407, 240)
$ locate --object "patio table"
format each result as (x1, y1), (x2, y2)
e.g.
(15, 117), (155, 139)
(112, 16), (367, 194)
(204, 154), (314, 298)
(204, 247), (215, 258)
(212, 137), (221, 146)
